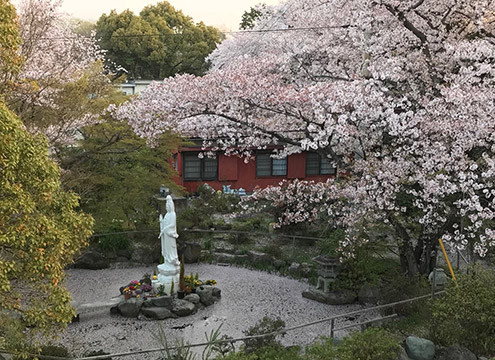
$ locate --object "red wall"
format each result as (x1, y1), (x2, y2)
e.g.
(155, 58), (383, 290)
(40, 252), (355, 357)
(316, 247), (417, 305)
(174, 150), (335, 194)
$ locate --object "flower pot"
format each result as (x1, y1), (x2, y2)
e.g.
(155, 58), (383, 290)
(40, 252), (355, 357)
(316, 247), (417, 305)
(124, 293), (132, 300)
(177, 290), (185, 299)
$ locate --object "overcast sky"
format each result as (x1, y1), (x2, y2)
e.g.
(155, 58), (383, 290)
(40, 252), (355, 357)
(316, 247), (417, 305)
(58, 0), (282, 31)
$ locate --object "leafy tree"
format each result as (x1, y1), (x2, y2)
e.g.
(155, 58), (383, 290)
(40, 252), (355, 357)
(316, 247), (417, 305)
(7, 0), (105, 148)
(0, 102), (93, 353)
(60, 116), (184, 233)
(115, 0), (495, 275)
(95, 1), (223, 79)
(0, 0), (23, 94)
(239, 4), (267, 30)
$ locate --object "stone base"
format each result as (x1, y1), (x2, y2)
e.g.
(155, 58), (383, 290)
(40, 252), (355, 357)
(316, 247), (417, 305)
(302, 288), (356, 305)
(152, 262), (180, 294)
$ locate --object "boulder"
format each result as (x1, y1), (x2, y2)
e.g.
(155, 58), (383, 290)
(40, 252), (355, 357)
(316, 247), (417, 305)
(142, 296), (173, 309)
(184, 293), (200, 304)
(131, 243), (160, 264)
(358, 282), (381, 305)
(300, 263), (313, 277)
(211, 287), (221, 298)
(212, 252), (237, 263)
(116, 248), (133, 259)
(118, 298), (144, 318)
(73, 251), (109, 270)
(405, 336), (435, 360)
(178, 242), (202, 263)
(435, 346), (476, 360)
(140, 307), (177, 320)
(247, 250), (272, 263)
(396, 346), (412, 360)
(302, 288), (356, 305)
(171, 299), (196, 317)
(288, 262), (301, 275)
(196, 286), (216, 306)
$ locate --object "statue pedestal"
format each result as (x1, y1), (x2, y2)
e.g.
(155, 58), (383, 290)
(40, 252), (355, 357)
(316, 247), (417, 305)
(153, 262), (180, 295)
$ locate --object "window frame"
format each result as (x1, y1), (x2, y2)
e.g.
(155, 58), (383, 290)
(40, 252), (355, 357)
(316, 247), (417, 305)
(256, 152), (288, 177)
(305, 152), (336, 176)
(182, 152), (218, 181)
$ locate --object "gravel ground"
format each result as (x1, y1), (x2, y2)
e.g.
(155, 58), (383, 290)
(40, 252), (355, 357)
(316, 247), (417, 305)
(56, 264), (371, 359)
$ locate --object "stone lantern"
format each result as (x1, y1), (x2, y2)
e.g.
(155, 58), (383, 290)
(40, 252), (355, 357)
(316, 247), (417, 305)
(312, 255), (341, 293)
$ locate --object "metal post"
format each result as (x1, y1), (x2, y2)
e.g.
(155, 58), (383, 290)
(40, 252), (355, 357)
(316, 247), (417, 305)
(330, 319), (335, 338)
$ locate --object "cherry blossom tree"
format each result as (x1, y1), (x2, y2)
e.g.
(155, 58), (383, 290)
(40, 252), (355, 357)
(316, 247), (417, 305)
(8, 0), (106, 146)
(115, 0), (495, 275)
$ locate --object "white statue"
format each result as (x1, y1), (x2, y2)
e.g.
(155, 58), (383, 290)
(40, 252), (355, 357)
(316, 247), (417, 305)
(154, 195), (180, 294)
(158, 195), (179, 266)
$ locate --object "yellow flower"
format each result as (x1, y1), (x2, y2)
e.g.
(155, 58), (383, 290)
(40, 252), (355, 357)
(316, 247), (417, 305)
(136, 295), (140, 298)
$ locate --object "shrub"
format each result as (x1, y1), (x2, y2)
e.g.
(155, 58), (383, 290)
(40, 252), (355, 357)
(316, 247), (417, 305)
(337, 328), (400, 360)
(430, 265), (495, 356)
(304, 337), (338, 360)
(243, 316), (286, 354)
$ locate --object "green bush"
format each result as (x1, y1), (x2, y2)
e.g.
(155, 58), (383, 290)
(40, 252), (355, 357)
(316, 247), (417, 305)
(304, 337), (338, 360)
(337, 328), (400, 360)
(243, 316), (286, 354)
(430, 265), (495, 356)
(95, 233), (131, 252)
(379, 273), (430, 316)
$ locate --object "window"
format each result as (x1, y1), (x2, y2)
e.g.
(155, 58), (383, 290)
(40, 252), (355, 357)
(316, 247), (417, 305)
(183, 153), (217, 181)
(256, 153), (287, 176)
(306, 153), (336, 175)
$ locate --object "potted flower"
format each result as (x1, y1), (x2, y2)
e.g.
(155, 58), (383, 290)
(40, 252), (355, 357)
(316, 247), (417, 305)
(123, 287), (133, 300)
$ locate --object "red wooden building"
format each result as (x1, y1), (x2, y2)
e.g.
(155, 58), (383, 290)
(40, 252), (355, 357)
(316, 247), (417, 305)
(172, 143), (337, 194)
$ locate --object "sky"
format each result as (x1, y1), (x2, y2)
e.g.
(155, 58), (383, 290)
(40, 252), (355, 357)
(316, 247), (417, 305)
(58, 0), (282, 31)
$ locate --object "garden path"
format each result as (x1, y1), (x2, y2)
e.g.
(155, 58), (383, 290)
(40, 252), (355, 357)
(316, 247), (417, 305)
(57, 264), (368, 359)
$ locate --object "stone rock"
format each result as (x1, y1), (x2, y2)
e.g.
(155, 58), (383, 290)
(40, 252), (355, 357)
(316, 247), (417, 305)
(302, 288), (356, 305)
(116, 248), (133, 259)
(131, 243), (160, 264)
(405, 336), (435, 360)
(199, 250), (211, 261)
(396, 346), (412, 360)
(247, 250), (272, 263)
(211, 287), (221, 298)
(110, 305), (120, 315)
(115, 256), (130, 263)
(184, 293), (200, 304)
(118, 298), (144, 318)
(435, 346), (476, 360)
(358, 282), (381, 305)
(178, 242), (202, 263)
(288, 262), (301, 275)
(196, 286), (216, 306)
(73, 251), (109, 270)
(171, 299), (196, 317)
(140, 307), (177, 320)
(142, 296), (173, 309)
(300, 263), (313, 277)
(212, 252), (236, 263)
(273, 259), (285, 269)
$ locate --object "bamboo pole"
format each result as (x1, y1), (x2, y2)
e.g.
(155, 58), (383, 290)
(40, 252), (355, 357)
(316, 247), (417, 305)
(438, 238), (457, 285)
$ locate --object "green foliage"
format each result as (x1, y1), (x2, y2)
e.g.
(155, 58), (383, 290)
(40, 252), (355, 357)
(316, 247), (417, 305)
(179, 254), (185, 291)
(239, 5), (266, 30)
(96, 2), (223, 79)
(0, 103), (93, 353)
(0, 0), (23, 94)
(157, 284), (166, 296)
(333, 247), (401, 292)
(317, 229), (345, 256)
(304, 337), (337, 360)
(243, 316), (286, 354)
(430, 266), (495, 356)
(379, 273), (430, 316)
(62, 116), (183, 234)
(94, 233), (131, 252)
(337, 328), (400, 360)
